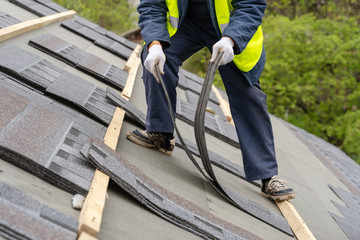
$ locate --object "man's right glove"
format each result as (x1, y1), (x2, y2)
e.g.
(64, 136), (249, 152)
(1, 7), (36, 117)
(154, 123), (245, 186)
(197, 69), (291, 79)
(144, 41), (165, 83)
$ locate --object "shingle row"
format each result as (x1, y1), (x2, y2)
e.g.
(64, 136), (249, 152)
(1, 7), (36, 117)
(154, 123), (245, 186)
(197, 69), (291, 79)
(0, 181), (77, 240)
(29, 33), (128, 90)
(74, 16), (137, 50)
(0, 11), (20, 28)
(0, 45), (116, 125)
(9, 0), (61, 17)
(0, 77), (105, 195)
(62, 17), (135, 60)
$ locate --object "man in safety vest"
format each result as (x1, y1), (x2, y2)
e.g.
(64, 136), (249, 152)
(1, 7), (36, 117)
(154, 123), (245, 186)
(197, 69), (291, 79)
(126, 0), (295, 201)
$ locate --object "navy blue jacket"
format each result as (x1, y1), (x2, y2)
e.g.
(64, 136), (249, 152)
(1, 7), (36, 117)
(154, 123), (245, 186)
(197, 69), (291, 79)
(137, 0), (267, 86)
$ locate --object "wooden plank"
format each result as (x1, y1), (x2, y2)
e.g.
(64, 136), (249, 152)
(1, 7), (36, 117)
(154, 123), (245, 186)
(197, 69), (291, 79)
(78, 170), (109, 237)
(77, 51), (141, 238)
(276, 201), (316, 240)
(122, 57), (141, 100)
(78, 232), (98, 240)
(124, 44), (142, 72)
(211, 85), (316, 240)
(104, 108), (126, 149)
(211, 85), (234, 124)
(0, 10), (76, 42)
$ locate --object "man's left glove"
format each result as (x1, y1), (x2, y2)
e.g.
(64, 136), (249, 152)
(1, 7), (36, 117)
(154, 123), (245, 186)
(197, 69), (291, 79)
(144, 41), (165, 83)
(210, 36), (234, 66)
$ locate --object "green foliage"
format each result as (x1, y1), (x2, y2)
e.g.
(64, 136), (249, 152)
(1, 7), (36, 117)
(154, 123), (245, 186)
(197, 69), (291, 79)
(333, 111), (360, 161)
(261, 14), (360, 163)
(53, 0), (136, 33)
(266, 0), (360, 22)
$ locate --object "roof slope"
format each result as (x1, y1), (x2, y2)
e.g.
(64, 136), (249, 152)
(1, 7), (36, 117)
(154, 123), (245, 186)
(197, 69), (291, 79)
(0, 0), (359, 239)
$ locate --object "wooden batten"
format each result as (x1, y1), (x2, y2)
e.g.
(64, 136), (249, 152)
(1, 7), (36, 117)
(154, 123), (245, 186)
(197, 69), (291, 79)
(0, 11), (76, 42)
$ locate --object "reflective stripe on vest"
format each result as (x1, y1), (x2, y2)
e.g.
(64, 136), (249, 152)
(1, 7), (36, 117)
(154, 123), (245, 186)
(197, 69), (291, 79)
(165, 0), (263, 72)
(166, 0), (179, 37)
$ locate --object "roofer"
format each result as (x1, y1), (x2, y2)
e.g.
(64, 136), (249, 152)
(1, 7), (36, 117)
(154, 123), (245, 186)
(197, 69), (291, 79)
(126, 0), (295, 201)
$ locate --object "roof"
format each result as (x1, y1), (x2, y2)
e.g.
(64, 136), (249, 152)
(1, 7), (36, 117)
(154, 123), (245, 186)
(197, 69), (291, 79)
(0, 0), (359, 239)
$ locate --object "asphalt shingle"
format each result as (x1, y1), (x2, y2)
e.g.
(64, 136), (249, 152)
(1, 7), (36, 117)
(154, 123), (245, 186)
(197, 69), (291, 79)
(0, 46), (116, 125)
(9, 0), (57, 16)
(0, 80), (106, 194)
(0, 181), (77, 240)
(0, 11), (20, 28)
(61, 19), (133, 59)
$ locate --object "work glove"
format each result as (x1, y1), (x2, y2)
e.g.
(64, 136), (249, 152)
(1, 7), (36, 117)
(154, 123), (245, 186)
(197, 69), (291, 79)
(144, 42), (165, 83)
(210, 36), (234, 66)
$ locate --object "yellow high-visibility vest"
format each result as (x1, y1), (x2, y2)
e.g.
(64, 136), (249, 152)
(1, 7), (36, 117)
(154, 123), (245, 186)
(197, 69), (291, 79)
(165, 0), (263, 72)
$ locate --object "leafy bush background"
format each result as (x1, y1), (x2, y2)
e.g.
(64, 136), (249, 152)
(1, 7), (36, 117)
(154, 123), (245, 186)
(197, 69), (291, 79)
(262, 14), (360, 163)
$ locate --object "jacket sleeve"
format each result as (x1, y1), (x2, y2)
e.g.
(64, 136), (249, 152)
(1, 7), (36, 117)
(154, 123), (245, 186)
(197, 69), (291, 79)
(222, 0), (267, 55)
(137, 0), (171, 48)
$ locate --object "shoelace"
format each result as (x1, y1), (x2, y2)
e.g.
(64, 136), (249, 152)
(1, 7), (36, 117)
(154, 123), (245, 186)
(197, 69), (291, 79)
(269, 177), (287, 191)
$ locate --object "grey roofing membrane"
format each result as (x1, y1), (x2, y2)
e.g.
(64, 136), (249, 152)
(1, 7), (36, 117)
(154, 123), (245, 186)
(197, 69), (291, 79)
(0, 79), (106, 195)
(29, 33), (128, 90)
(290, 124), (360, 193)
(0, 11), (20, 28)
(82, 138), (262, 240)
(0, 181), (77, 240)
(329, 185), (360, 240)
(0, 45), (116, 125)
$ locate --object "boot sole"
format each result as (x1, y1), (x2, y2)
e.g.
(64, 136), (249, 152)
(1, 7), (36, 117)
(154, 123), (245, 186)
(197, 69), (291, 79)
(261, 192), (296, 202)
(126, 132), (173, 156)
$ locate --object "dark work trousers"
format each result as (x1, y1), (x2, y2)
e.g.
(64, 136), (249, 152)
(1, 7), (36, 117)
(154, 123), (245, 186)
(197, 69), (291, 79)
(140, 7), (278, 181)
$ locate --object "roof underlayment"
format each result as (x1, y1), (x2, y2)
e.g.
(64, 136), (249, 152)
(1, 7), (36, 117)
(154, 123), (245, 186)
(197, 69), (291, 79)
(1, 0), (360, 239)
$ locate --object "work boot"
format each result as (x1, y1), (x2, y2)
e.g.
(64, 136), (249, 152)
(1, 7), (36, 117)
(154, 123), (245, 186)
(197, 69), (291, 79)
(126, 129), (175, 156)
(261, 176), (295, 201)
